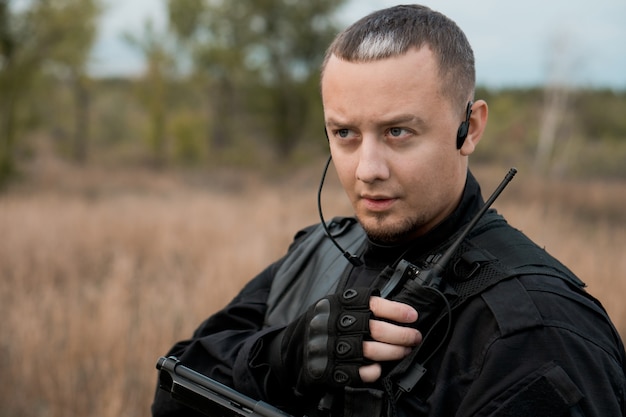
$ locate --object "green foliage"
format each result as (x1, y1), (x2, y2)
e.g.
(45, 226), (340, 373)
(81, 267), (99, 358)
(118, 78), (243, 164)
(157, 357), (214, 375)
(1, 1), (625, 183)
(474, 87), (626, 178)
(168, 0), (204, 40)
(574, 90), (626, 142)
(124, 19), (177, 167)
(170, 110), (207, 165)
(167, 0), (346, 157)
(93, 79), (139, 146)
(475, 88), (543, 163)
(0, 0), (100, 183)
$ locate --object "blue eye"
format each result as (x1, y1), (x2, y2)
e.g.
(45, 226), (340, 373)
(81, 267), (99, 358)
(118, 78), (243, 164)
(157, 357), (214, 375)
(388, 127), (411, 138)
(337, 129), (350, 138)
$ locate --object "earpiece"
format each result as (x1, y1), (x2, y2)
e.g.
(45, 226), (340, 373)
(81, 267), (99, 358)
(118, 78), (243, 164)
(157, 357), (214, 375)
(456, 101), (473, 149)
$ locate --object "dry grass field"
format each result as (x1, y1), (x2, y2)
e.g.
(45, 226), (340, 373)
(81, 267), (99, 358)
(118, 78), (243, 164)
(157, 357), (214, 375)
(1, 158), (624, 417)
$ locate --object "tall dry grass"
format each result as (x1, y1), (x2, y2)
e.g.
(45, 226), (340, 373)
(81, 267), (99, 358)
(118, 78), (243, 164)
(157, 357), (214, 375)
(0, 160), (624, 417)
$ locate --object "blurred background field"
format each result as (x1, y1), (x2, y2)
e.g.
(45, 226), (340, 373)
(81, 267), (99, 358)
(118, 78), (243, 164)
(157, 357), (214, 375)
(0, 158), (625, 417)
(1, 1), (625, 416)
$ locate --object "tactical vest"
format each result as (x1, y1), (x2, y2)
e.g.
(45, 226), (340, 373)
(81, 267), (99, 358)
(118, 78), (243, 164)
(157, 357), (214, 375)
(265, 211), (584, 329)
(263, 211), (591, 416)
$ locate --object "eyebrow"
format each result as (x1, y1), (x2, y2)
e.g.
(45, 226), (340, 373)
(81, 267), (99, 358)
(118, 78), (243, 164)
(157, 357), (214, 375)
(382, 114), (427, 128)
(325, 113), (428, 129)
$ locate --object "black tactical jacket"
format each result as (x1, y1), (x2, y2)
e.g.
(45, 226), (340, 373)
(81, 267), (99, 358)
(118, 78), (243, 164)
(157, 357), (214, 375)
(152, 171), (626, 417)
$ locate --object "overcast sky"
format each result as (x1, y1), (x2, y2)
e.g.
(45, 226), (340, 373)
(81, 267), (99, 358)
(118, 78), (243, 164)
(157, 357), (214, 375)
(89, 0), (626, 90)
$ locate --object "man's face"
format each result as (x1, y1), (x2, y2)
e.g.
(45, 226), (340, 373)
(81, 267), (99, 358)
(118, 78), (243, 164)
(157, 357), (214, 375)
(322, 47), (472, 244)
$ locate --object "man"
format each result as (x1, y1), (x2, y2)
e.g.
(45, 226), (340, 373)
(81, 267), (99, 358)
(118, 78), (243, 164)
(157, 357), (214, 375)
(153, 5), (625, 416)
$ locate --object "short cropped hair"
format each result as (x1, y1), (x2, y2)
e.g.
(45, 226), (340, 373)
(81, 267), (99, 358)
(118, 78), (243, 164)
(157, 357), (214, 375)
(322, 4), (475, 112)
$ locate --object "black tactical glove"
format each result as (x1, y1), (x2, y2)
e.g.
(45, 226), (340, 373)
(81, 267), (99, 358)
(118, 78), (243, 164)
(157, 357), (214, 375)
(273, 287), (378, 395)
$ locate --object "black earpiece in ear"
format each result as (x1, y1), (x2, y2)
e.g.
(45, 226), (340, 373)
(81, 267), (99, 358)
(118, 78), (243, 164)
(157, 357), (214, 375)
(456, 101), (473, 149)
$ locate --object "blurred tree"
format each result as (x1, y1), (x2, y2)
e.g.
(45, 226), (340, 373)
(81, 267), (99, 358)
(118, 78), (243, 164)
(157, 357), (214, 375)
(0, 0), (100, 184)
(124, 20), (176, 167)
(534, 32), (578, 176)
(167, 0), (346, 159)
(0, 0), (35, 184)
(535, 83), (570, 174)
(38, 0), (100, 164)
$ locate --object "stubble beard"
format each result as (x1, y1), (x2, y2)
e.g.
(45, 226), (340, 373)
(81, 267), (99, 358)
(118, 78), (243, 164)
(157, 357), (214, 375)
(357, 211), (426, 245)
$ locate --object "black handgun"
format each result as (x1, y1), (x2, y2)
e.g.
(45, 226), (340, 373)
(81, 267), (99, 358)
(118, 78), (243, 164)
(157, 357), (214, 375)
(156, 356), (294, 417)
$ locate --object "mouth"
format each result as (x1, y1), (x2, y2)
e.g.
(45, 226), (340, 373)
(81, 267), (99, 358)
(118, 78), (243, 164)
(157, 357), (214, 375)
(360, 195), (397, 212)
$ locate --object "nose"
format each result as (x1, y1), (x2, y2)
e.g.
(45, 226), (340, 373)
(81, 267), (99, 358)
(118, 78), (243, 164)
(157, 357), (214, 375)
(355, 136), (390, 184)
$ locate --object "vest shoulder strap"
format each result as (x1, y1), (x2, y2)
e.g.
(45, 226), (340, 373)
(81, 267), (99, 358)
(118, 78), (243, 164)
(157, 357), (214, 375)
(446, 211), (585, 305)
(264, 217), (365, 328)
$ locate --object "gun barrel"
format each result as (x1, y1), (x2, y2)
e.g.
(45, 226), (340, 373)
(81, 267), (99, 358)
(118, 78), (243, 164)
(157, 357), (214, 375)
(156, 356), (294, 417)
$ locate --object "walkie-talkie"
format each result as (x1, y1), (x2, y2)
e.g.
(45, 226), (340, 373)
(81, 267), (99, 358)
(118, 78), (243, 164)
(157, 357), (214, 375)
(380, 168), (517, 300)
(378, 168), (517, 397)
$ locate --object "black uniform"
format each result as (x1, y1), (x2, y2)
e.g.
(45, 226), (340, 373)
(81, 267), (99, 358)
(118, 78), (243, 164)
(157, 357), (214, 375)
(152, 172), (626, 417)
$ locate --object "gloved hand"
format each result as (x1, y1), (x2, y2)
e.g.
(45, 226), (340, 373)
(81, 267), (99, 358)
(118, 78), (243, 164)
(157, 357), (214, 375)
(301, 287), (374, 389)
(271, 287), (421, 395)
(392, 278), (451, 334)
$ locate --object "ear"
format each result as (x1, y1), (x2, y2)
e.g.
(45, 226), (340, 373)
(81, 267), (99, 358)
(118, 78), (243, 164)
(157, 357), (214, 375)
(459, 99), (488, 156)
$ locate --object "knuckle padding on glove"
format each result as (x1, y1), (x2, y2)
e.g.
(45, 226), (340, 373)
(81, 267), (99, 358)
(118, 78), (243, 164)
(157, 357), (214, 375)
(307, 299), (331, 379)
(301, 287), (377, 389)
